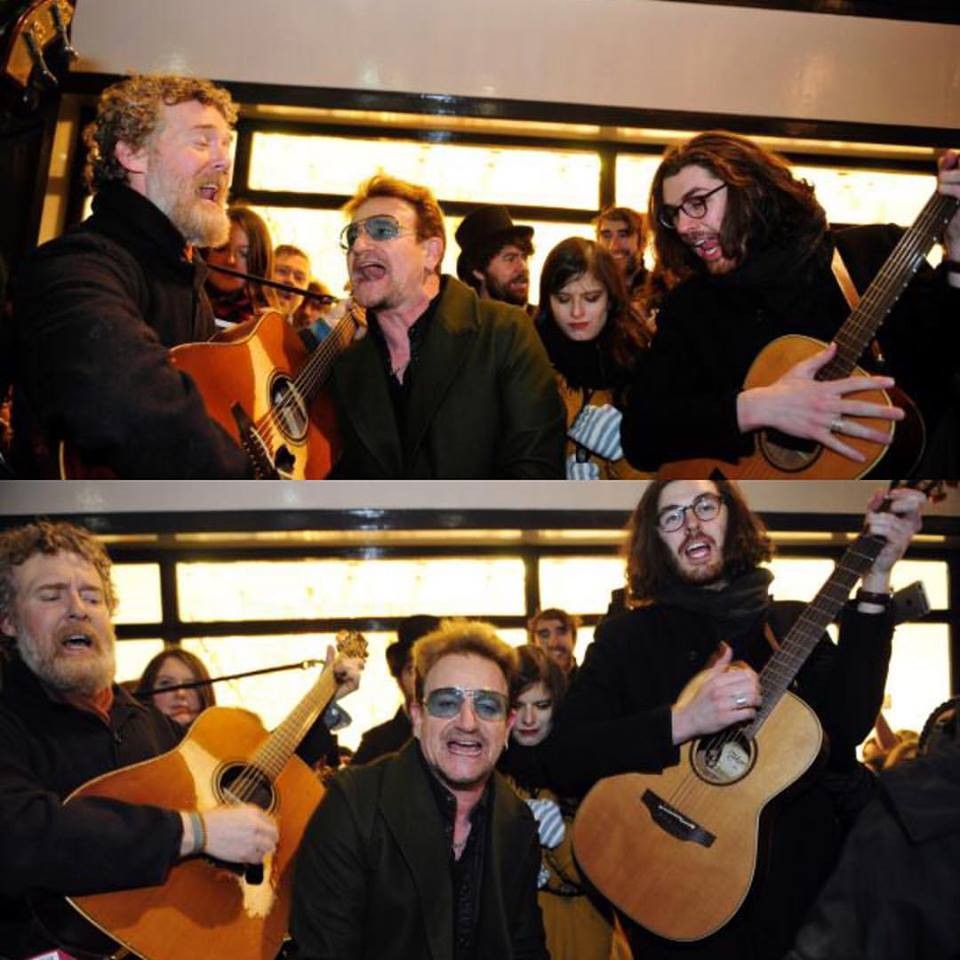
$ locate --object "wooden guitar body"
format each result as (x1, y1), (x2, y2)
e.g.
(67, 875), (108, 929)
(659, 334), (924, 480)
(572, 690), (822, 942)
(67, 706), (324, 960)
(169, 311), (340, 479)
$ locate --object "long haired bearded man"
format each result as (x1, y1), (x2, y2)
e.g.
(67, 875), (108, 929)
(8, 74), (251, 478)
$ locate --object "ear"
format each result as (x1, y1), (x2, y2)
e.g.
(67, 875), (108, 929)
(114, 139), (149, 177)
(409, 700), (423, 740)
(0, 613), (17, 642)
(422, 235), (443, 273)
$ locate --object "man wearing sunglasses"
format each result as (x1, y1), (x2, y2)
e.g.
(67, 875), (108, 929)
(328, 174), (564, 479)
(620, 131), (960, 476)
(292, 619), (548, 959)
(553, 478), (926, 960)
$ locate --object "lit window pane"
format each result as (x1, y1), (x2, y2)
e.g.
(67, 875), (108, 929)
(764, 559), (836, 602)
(252, 205), (592, 308)
(114, 639), (165, 687)
(615, 154), (662, 210)
(176, 558), (526, 622)
(882, 623), (950, 733)
(538, 557), (625, 616)
(112, 564), (162, 624)
(249, 133), (600, 210)
(792, 166), (931, 227)
(887, 560), (948, 610)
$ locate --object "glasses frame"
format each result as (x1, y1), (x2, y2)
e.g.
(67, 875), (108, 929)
(422, 686), (510, 721)
(657, 492), (725, 533)
(658, 182), (727, 230)
(339, 214), (413, 252)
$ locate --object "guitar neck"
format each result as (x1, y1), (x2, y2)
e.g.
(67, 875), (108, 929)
(249, 666), (339, 781)
(820, 191), (960, 380)
(745, 529), (886, 734)
(293, 311), (361, 400)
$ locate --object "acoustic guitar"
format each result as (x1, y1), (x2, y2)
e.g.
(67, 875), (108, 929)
(571, 481), (940, 942)
(658, 191), (959, 480)
(50, 630), (367, 960)
(58, 307), (361, 479)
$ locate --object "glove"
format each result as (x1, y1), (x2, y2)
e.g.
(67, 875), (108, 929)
(568, 404), (623, 460)
(526, 798), (566, 849)
(565, 453), (601, 480)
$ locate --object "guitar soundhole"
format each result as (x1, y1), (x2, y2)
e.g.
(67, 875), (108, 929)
(758, 429), (821, 473)
(216, 761), (277, 813)
(269, 374), (309, 442)
(691, 730), (756, 785)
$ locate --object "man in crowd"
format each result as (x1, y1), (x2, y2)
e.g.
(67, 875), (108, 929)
(455, 205), (536, 314)
(271, 243), (312, 322)
(527, 607), (579, 680)
(0, 519), (359, 958)
(329, 175), (564, 478)
(595, 205), (648, 303)
(8, 74), (251, 478)
(292, 619), (548, 959)
(551, 479), (925, 959)
(621, 132), (960, 476)
(351, 613), (440, 765)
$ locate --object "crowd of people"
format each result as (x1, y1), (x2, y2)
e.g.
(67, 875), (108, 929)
(2, 479), (957, 959)
(2, 71), (958, 479)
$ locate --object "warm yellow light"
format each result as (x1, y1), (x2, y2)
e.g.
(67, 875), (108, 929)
(112, 564), (162, 624)
(539, 556), (626, 615)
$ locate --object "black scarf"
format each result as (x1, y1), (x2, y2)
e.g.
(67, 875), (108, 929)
(534, 313), (629, 391)
(655, 567), (774, 653)
(497, 739), (551, 794)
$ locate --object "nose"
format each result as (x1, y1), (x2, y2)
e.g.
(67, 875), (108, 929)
(456, 698), (480, 729)
(570, 297), (585, 319)
(349, 226), (372, 255)
(64, 586), (90, 619)
(682, 504), (701, 531)
(520, 703), (535, 725)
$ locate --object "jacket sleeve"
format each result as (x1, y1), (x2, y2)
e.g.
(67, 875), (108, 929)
(493, 313), (565, 479)
(290, 780), (367, 960)
(0, 723), (182, 897)
(547, 619), (680, 797)
(12, 237), (251, 478)
(620, 298), (749, 471)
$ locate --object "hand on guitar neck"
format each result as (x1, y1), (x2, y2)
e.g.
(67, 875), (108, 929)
(670, 642), (761, 745)
(736, 341), (903, 464)
(859, 485), (926, 597)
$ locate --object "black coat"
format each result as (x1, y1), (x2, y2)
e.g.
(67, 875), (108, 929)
(291, 740), (548, 960)
(351, 706), (411, 766)
(622, 225), (960, 473)
(0, 657), (185, 957)
(9, 182), (250, 478)
(330, 277), (564, 478)
(551, 599), (893, 960)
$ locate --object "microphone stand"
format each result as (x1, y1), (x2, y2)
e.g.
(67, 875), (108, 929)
(134, 658), (324, 698)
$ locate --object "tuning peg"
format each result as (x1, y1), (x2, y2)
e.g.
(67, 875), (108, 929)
(23, 24), (58, 86)
(51, 1), (78, 59)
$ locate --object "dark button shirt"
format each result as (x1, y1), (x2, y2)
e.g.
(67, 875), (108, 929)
(417, 743), (490, 960)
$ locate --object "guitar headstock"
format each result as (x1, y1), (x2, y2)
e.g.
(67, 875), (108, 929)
(335, 629), (368, 662)
(2, 0), (76, 112)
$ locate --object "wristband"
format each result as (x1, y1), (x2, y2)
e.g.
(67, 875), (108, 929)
(856, 588), (892, 608)
(942, 260), (960, 274)
(188, 810), (206, 855)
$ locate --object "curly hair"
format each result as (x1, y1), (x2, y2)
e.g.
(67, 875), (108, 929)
(538, 236), (651, 367)
(648, 130), (827, 281)
(344, 174), (446, 276)
(625, 479), (772, 601)
(0, 520), (116, 632)
(412, 618), (517, 701)
(84, 74), (237, 191)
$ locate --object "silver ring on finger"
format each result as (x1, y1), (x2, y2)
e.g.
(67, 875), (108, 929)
(734, 694), (747, 708)
(830, 417), (845, 434)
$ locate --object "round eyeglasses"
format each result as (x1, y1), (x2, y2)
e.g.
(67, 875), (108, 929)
(657, 183), (727, 230)
(339, 214), (413, 251)
(657, 493), (724, 532)
(423, 686), (509, 721)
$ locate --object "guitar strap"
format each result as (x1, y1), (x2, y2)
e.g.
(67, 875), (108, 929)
(831, 246), (885, 364)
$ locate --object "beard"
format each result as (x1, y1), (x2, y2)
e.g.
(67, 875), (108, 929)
(145, 161), (229, 247)
(664, 542), (727, 587)
(485, 271), (528, 306)
(16, 620), (117, 696)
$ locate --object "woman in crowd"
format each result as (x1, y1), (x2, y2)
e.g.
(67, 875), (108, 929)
(204, 206), (274, 327)
(499, 645), (630, 960)
(535, 237), (651, 480)
(135, 648), (215, 727)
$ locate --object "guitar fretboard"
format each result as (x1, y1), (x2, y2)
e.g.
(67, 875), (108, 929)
(820, 191), (960, 381)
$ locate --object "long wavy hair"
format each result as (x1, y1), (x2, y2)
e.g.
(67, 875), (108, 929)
(625, 479), (772, 601)
(648, 131), (827, 281)
(538, 237), (650, 369)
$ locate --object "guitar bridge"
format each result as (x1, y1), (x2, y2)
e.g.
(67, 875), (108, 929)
(641, 789), (715, 848)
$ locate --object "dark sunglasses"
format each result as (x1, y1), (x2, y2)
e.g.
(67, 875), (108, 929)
(339, 214), (411, 251)
(423, 686), (509, 721)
